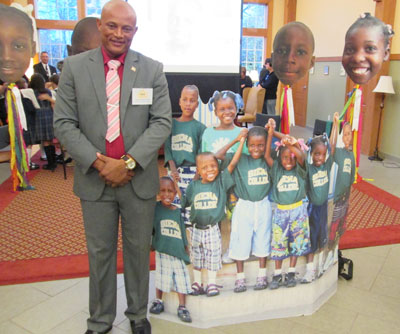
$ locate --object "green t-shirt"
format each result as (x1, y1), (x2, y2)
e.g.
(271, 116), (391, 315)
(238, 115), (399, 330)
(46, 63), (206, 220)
(181, 170), (234, 227)
(306, 155), (334, 206)
(224, 153), (271, 201)
(334, 148), (355, 201)
(201, 126), (249, 154)
(271, 160), (307, 205)
(164, 119), (206, 167)
(152, 202), (190, 264)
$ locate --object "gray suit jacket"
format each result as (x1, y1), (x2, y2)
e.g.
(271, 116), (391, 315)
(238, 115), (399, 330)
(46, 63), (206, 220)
(54, 48), (172, 201)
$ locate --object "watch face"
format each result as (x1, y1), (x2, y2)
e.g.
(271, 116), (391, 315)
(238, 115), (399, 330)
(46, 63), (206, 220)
(127, 160), (136, 169)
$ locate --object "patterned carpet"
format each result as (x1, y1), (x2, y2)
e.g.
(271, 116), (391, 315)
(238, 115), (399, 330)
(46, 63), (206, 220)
(0, 160), (399, 284)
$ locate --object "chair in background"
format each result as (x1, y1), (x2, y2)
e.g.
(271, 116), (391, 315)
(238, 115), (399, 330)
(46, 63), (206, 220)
(236, 86), (266, 127)
(313, 119), (332, 137)
(254, 113), (281, 129)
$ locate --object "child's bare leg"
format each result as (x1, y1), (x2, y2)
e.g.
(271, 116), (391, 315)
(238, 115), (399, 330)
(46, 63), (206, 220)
(306, 252), (314, 264)
(259, 257), (266, 268)
(155, 288), (163, 300)
(275, 259), (283, 270)
(289, 256), (297, 268)
(236, 260), (244, 273)
(254, 257), (268, 290)
(178, 293), (186, 306)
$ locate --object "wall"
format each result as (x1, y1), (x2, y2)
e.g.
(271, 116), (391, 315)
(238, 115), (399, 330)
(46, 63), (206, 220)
(271, 0), (285, 40)
(381, 61), (400, 160)
(392, 1), (400, 54)
(296, 0), (375, 57)
(307, 62), (347, 127)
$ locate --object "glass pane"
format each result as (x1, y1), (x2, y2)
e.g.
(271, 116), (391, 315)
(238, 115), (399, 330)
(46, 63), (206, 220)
(240, 36), (264, 75)
(36, 0), (78, 20)
(242, 4), (266, 29)
(86, 0), (110, 17)
(38, 30), (73, 68)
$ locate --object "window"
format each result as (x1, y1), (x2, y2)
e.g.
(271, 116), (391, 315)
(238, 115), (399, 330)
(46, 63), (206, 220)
(241, 36), (264, 72)
(38, 30), (73, 68)
(241, 0), (272, 80)
(86, 0), (110, 16)
(36, 0), (78, 20)
(242, 3), (267, 29)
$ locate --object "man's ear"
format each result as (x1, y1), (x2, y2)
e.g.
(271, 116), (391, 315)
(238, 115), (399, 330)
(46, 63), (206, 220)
(309, 55), (316, 69)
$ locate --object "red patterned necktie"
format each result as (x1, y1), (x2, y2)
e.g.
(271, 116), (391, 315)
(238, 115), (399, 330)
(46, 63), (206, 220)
(105, 60), (121, 143)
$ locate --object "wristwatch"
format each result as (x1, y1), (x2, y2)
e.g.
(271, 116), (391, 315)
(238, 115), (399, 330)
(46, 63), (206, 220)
(121, 155), (136, 170)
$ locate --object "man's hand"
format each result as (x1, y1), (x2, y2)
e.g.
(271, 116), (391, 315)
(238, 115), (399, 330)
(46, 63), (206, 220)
(96, 153), (134, 187)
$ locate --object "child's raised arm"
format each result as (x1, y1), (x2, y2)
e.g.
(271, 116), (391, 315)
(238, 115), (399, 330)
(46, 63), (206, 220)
(172, 177), (182, 200)
(284, 135), (306, 166)
(227, 136), (246, 174)
(215, 128), (248, 160)
(265, 118), (275, 167)
(330, 112), (339, 156)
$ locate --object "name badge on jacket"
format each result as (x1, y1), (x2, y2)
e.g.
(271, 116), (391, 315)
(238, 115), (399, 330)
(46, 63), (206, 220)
(132, 88), (153, 105)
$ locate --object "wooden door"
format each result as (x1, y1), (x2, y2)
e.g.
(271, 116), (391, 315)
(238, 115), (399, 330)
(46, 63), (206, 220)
(291, 72), (309, 127)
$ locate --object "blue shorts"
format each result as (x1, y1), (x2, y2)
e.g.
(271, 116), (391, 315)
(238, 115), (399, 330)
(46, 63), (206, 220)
(271, 201), (311, 260)
(308, 201), (328, 252)
(229, 197), (272, 260)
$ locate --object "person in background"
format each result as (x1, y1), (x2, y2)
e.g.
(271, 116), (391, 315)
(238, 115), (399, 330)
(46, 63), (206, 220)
(67, 17), (102, 56)
(258, 58), (270, 84)
(258, 58), (279, 115)
(53, 1), (172, 333)
(239, 66), (252, 96)
(33, 51), (57, 82)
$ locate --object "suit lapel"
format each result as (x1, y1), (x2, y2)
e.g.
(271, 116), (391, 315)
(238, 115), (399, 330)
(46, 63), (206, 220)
(87, 49), (107, 123)
(120, 50), (139, 123)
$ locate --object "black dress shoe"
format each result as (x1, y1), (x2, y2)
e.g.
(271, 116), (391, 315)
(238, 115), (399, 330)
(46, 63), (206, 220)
(130, 318), (151, 334)
(84, 326), (112, 334)
(29, 162), (40, 170)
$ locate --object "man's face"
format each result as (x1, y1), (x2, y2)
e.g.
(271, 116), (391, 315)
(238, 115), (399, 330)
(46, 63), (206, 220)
(97, 3), (138, 58)
(41, 52), (49, 64)
(272, 25), (315, 86)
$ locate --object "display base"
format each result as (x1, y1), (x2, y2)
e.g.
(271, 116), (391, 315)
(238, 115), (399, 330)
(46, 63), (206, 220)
(150, 260), (338, 328)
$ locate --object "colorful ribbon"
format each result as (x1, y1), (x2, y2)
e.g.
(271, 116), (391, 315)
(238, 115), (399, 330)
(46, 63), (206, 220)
(279, 85), (295, 134)
(339, 85), (363, 183)
(6, 83), (34, 191)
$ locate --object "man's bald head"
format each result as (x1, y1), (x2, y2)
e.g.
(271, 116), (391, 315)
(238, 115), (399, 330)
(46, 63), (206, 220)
(98, 0), (137, 58)
(68, 17), (102, 56)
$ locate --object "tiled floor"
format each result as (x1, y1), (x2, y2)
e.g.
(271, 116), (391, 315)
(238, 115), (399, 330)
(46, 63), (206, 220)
(1, 127), (400, 334)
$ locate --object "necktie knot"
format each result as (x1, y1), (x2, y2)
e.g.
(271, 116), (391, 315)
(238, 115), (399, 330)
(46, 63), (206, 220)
(108, 60), (121, 71)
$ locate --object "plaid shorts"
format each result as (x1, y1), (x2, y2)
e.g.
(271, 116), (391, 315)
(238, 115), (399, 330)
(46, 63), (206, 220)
(155, 251), (192, 294)
(170, 166), (196, 226)
(329, 193), (350, 245)
(191, 224), (222, 271)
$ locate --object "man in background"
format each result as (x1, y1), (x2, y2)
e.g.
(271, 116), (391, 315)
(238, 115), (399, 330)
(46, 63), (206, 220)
(33, 51), (57, 82)
(258, 58), (279, 115)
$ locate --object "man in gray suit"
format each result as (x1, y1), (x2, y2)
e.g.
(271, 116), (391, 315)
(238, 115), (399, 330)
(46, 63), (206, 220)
(54, 1), (172, 333)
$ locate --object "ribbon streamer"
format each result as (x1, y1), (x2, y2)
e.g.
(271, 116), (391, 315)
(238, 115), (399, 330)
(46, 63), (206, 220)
(339, 85), (363, 183)
(6, 84), (34, 191)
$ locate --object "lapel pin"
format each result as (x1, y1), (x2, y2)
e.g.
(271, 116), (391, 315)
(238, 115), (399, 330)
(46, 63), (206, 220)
(131, 66), (136, 72)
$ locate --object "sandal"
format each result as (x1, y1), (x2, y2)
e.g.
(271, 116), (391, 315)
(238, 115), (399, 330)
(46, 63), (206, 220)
(190, 282), (205, 296)
(254, 276), (268, 290)
(206, 283), (222, 297)
(234, 278), (246, 293)
(177, 305), (192, 323)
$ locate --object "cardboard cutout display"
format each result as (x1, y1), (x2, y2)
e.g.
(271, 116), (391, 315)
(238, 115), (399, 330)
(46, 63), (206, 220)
(0, 3), (38, 190)
(272, 22), (315, 134)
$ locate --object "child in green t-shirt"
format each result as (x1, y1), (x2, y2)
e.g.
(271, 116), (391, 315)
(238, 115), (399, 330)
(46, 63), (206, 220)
(149, 177), (192, 323)
(325, 122), (355, 269)
(164, 85), (206, 226)
(182, 150), (242, 297)
(265, 118), (310, 289)
(215, 126), (272, 292)
(301, 113), (339, 283)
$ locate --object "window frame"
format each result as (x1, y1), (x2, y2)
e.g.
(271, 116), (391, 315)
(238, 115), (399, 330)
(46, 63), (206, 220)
(242, 0), (273, 62)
